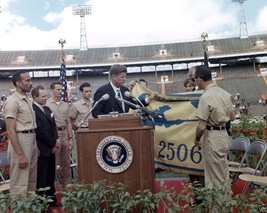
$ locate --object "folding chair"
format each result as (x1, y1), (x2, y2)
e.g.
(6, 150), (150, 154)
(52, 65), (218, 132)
(239, 160), (267, 184)
(0, 152), (10, 191)
(229, 140), (267, 180)
(55, 156), (78, 188)
(70, 156), (78, 177)
(227, 136), (250, 168)
(238, 160), (267, 194)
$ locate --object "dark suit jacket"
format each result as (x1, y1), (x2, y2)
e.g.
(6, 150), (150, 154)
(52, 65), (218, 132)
(92, 83), (146, 118)
(33, 103), (58, 157)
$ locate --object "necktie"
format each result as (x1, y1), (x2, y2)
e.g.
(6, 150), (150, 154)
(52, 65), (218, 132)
(117, 89), (121, 98)
(41, 106), (46, 114)
(117, 89), (125, 112)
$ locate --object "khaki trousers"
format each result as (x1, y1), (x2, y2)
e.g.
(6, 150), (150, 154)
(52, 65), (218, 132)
(56, 130), (71, 189)
(8, 133), (38, 195)
(203, 130), (231, 213)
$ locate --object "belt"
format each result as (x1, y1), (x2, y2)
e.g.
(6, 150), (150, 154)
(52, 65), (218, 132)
(57, 127), (66, 131)
(18, 129), (35, 134)
(206, 126), (226, 131)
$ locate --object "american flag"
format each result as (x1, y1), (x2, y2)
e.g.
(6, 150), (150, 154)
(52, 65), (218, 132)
(59, 61), (68, 102)
(204, 48), (209, 68)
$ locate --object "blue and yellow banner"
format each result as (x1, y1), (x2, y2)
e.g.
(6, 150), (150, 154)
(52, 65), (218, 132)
(132, 81), (204, 175)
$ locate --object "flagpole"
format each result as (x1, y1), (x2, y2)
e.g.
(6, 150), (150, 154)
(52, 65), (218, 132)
(201, 32), (209, 67)
(58, 39), (68, 102)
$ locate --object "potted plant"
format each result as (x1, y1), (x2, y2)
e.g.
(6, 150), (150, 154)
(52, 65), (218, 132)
(231, 115), (267, 141)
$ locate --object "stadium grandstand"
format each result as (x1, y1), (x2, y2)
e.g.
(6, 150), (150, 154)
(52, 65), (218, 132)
(0, 33), (267, 115)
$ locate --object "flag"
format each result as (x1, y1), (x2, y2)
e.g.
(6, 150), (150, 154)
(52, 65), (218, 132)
(132, 82), (204, 176)
(204, 48), (209, 67)
(59, 61), (68, 102)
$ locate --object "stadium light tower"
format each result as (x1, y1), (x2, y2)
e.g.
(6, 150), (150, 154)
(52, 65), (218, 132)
(232, 0), (248, 38)
(72, 4), (92, 51)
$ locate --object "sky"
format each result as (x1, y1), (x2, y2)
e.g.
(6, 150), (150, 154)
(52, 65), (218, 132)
(0, 0), (267, 51)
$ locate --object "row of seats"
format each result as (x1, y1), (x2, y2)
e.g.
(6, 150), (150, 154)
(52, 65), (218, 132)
(227, 136), (267, 194)
(0, 152), (10, 191)
(1, 34), (267, 68)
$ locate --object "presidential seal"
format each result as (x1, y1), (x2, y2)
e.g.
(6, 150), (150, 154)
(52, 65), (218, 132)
(96, 136), (133, 173)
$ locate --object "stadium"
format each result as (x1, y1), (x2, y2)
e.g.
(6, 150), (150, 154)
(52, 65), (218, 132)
(1, 1), (267, 211)
(0, 32), (267, 115)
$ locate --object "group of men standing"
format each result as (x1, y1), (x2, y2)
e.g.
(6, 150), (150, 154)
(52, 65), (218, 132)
(4, 70), (92, 208)
(3, 64), (235, 213)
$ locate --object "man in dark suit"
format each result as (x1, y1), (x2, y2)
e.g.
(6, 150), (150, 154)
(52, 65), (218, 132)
(31, 85), (61, 207)
(92, 64), (147, 118)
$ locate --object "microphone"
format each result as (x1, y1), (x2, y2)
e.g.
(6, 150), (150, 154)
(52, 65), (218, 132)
(99, 93), (110, 102)
(78, 93), (110, 128)
(124, 91), (145, 107)
(116, 95), (161, 119)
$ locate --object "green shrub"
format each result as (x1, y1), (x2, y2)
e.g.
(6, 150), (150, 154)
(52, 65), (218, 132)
(1, 180), (266, 213)
(0, 188), (52, 213)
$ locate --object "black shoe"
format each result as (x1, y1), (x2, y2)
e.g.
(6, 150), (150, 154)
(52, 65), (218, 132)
(190, 196), (203, 207)
(41, 208), (52, 213)
(49, 201), (62, 207)
(195, 196), (203, 205)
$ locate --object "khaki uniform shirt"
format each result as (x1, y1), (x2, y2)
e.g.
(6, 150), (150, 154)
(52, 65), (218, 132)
(195, 83), (234, 126)
(69, 99), (92, 128)
(4, 91), (36, 131)
(46, 97), (69, 127)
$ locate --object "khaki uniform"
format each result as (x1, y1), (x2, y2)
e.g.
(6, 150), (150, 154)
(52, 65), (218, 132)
(195, 83), (234, 212)
(69, 99), (92, 128)
(46, 98), (71, 188)
(4, 91), (38, 195)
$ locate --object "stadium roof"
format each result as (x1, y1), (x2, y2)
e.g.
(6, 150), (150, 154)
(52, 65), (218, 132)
(0, 33), (267, 76)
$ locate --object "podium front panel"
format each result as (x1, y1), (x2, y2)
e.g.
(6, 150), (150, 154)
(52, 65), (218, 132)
(76, 126), (154, 195)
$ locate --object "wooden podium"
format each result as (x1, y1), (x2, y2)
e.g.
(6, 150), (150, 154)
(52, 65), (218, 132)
(76, 116), (155, 196)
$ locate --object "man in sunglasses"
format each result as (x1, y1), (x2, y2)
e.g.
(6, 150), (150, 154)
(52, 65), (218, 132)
(193, 65), (235, 212)
(186, 66), (198, 91)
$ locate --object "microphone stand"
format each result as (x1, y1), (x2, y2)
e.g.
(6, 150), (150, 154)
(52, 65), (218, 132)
(77, 98), (101, 129)
(132, 95), (145, 108)
(116, 97), (159, 122)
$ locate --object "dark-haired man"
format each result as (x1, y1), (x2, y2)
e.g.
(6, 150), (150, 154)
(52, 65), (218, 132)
(46, 81), (73, 189)
(69, 82), (92, 130)
(193, 65), (235, 212)
(92, 64), (147, 118)
(31, 85), (61, 207)
(4, 70), (38, 195)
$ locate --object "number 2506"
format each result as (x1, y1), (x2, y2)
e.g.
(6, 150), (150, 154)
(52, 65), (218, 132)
(158, 141), (202, 164)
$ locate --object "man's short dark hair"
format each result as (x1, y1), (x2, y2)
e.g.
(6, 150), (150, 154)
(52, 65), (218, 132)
(12, 70), (29, 86)
(109, 64), (127, 77)
(139, 79), (147, 85)
(79, 82), (91, 92)
(31, 85), (45, 98)
(194, 65), (212, 82)
(50, 81), (62, 90)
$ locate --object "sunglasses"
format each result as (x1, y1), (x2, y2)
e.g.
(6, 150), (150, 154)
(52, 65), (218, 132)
(192, 76), (201, 82)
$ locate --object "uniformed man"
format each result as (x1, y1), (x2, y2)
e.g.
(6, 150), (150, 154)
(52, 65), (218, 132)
(69, 82), (92, 130)
(4, 70), (38, 195)
(46, 81), (73, 189)
(193, 65), (235, 212)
